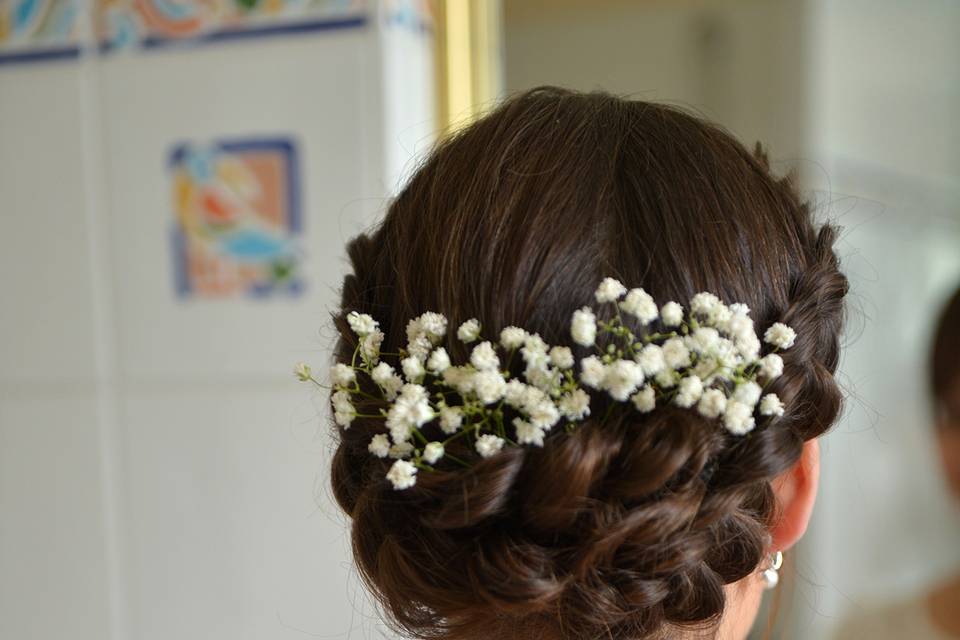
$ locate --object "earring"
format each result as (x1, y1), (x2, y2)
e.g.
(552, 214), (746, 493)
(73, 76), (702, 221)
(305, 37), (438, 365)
(761, 550), (783, 589)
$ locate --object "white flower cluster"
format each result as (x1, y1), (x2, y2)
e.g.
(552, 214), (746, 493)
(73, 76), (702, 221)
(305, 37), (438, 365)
(297, 277), (796, 490)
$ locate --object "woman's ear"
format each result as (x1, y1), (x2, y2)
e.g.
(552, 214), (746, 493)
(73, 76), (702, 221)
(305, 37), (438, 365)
(769, 438), (820, 551)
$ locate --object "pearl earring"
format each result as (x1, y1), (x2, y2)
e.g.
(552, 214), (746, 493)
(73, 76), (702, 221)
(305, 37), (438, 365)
(761, 550), (783, 589)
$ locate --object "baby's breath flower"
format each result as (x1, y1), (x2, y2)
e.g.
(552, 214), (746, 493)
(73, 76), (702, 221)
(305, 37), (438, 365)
(475, 434), (505, 458)
(330, 363), (355, 388)
(595, 277), (627, 303)
(674, 375), (703, 408)
(514, 418), (546, 446)
(723, 400), (755, 435)
(381, 374), (403, 400)
(758, 353), (784, 380)
(470, 341), (500, 371)
(571, 306), (597, 347)
(331, 389), (355, 428)
(503, 379), (529, 407)
(442, 366), (474, 395)
(687, 327), (720, 355)
(691, 292), (721, 319)
(418, 312), (448, 340)
(423, 442), (445, 464)
(558, 388), (591, 420)
(759, 393), (785, 417)
(368, 434), (390, 458)
(527, 398), (561, 430)
(637, 344), (666, 377)
(407, 333), (433, 361)
(457, 318), (481, 343)
(549, 346), (575, 369)
(660, 301), (684, 327)
(347, 311), (378, 336)
(654, 369), (679, 388)
(426, 347), (451, 374)
(697, 388), (727, 419)
(386, 384), (433, 443)
(386, 459), (417, 490)
(621, 288), (658, 324)
(439, 406), (464, 434)
(388, 441), (414, 459)
(372, 364), (395, 390)
(662, 337), (691, 370)
(733, 380), (762, 407)
(604, 359), (645, 401)
(579, 355), (607, 389)
(361, 329), (384, 363)
(473, 369), (506, 404)
(631, 385), (656, 413)
(764, 322), (797, 350)
(500, 326), (527, 349)
(294, 362), (312, 382)
(401, 356), (425, 382)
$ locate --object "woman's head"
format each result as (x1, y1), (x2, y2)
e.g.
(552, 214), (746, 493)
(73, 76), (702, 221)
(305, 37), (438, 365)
(328, 87), (847, 639)
(931, 284), (960, 500)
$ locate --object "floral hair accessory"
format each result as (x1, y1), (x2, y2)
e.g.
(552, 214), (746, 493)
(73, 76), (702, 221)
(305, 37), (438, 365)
(296, 277), (796, 490)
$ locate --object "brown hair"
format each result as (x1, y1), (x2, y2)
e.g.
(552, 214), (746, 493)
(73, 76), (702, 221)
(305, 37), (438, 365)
(931, 284), (960, 421)
(328, 87), (847, 640)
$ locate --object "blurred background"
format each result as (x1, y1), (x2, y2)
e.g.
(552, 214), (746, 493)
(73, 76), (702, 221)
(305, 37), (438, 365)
(1, 1), (958, 638)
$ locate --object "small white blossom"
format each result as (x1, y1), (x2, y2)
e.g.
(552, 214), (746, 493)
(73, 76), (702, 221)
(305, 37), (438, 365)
(423, 442), (445, 464)
(401, 356), (425, 382)
(386, 384), (433, 443)
(687, 327), (720, 355)
(442, 366), (474, 395)
(426, 347), (451, 373)
(527, 398), (561, 430)
(475, 434), (505, 458)
(388, 441), (414, 459)
(331, 389), (355, 427)
(514, 418), (546, 446)
(621, 288), (658, 324)
(733, 380), (762, 407)
(470, 341), (500, 371)
(759, 393), (785, 417)
(660, 301), (684, 327)
(697, 388), (727, 419)
(407, 333), (433, 361)
(457, 318), (481, 343)
(662, 337), (691, 370)
(361, 329), (384, 363)
(637, 344), (666, 376)
(368, 434), (390, 458)
(655, 369), (680, 388)
(473, 369), (506, 404)
(558, 389), (591, 420)
(758, 353), (784, 380)
(691, 292), (722, 319)
(726, 314), (755, 342)
(604, 359), (645, 401)
(330, 363), (356, 388)
(347, 311), (378, 336)
(674, 375), (704, 408)
(503, 379), (529, 407)
(579, 355), (607, 389)
(294, 362), (312, 382)
(764, 322), (797, 350)
(381, 374), (403, 400)
(631, 385), (656, 413)
(371, 362), (394, 386)
(571, 306), (597, 347)
(735, 332), (761, 361)
(439, 406), (464, 434)
(500, 326), (527, 350)
(723, 400), (755, 435)
(729, 303), (750, 317)
(386, 459), (418, 490)
(418, 312), (448, 340)
(549, 346), (575, 369)
(595, 277), (627, 303)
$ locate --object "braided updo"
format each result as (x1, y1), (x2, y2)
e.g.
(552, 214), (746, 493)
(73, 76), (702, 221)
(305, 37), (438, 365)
(328, 87), (847, 639)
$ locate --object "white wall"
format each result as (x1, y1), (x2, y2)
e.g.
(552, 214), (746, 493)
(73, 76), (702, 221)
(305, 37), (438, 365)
(0, 2), (435, 638)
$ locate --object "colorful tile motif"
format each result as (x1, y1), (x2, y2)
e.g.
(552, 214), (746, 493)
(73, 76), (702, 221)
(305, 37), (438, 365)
(169, 138), (303, 298)
(0, 0), (366, 64)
